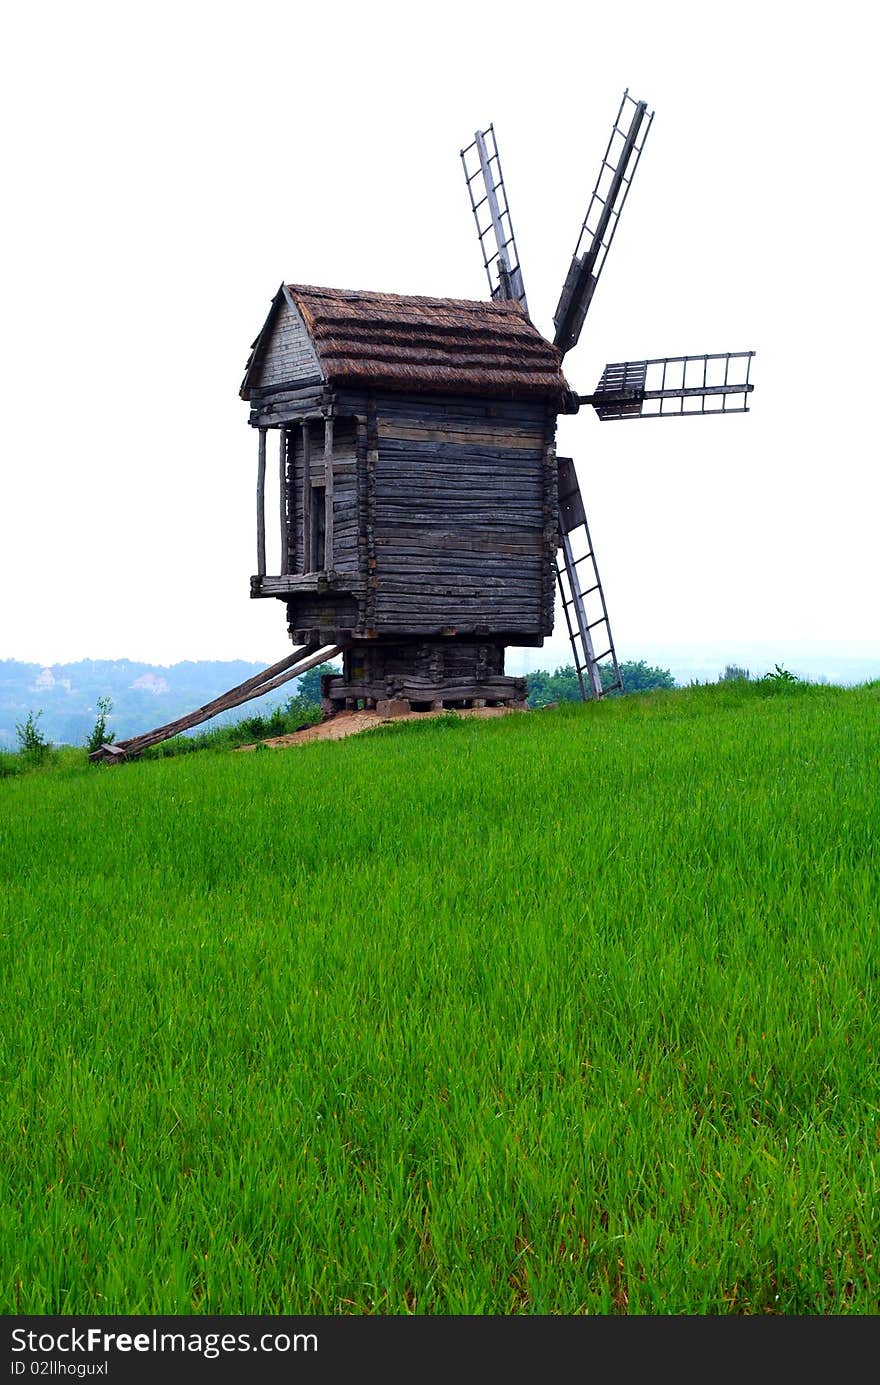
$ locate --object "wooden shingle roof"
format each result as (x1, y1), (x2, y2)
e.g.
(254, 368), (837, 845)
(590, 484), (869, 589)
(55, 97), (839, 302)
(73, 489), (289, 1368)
(243, 284), (571, 402)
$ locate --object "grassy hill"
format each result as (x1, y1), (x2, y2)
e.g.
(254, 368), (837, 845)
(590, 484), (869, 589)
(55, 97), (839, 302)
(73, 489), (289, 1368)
(2, 679), (878, 1314)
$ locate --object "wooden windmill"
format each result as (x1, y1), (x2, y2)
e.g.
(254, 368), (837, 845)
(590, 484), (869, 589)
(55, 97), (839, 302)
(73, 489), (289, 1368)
(239, 88), (754, 714)
(90, 89), (755, 763)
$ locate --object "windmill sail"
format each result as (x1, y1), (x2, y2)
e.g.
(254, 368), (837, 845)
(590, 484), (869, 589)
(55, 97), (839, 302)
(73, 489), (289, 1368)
(553, 90), (653, 355)
(461, 125), (529, 310)
(582, 352), (755, 420)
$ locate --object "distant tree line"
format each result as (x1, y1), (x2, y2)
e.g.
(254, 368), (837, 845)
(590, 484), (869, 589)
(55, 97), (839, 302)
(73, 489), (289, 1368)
(526, 660), (676, 708)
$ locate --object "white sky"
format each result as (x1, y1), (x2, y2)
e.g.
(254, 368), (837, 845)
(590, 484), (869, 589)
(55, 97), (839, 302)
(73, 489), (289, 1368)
(2, 0), (878, 676)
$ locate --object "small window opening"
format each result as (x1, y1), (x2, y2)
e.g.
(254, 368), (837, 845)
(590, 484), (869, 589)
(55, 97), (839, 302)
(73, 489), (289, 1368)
(310, 485), (326, 572)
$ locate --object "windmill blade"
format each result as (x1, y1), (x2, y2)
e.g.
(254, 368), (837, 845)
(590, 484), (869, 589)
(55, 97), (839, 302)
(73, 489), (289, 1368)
(460, 125), (529, 311)
(581, 351), (756, 420)
(553, 90), (653, 355)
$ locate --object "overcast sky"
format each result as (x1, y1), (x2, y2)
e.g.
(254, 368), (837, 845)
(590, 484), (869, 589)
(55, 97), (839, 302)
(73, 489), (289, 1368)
(2, 0), (877, 680)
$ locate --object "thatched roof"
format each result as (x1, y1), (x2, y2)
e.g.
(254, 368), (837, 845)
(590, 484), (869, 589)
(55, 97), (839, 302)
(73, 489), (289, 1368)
(244, 284), (570, 402)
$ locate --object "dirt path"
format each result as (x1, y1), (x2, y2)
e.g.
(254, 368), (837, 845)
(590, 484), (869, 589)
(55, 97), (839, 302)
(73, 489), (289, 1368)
(237, 705), (525, 752)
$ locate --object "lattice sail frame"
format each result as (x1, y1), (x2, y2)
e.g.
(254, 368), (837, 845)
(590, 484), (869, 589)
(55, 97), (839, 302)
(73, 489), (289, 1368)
(553, 89), (654, 354)
(585, 351), (755, 420)
(460, 125), (529, 310)
(571, 91), (653, 278)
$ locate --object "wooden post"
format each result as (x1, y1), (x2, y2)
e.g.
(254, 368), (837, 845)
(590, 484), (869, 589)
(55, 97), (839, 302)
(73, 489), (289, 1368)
(256, 428), (267, 576)
(323, 415), (334, 572)
(278, 429), (288, 577)
(301, 421), (311, 574)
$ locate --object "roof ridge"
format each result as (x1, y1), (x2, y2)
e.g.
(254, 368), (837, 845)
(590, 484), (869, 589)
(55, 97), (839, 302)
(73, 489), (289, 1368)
(287, 283), (527, 314)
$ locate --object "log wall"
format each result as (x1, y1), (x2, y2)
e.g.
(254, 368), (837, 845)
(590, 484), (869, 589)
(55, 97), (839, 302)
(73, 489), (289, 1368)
(341, 390), (557, 640)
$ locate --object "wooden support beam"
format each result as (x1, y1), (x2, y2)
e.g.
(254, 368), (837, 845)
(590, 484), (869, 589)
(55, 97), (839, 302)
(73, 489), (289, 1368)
(200, 643), (341, 719)
(324, 415), (334, 572)
(301, 422), (311, 574)
(279, 428), (289, 576)
(90, 644), (345, 762)
(256, 428), (267, 576)
(91, 645), (310, 759)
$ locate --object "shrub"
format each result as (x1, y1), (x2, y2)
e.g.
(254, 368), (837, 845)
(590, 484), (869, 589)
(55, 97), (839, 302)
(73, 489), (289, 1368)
(86, 696), (115, 756)
(294, 662), (341, 707)
(761, 663), (800, 686)
(15, 710), (50, 762)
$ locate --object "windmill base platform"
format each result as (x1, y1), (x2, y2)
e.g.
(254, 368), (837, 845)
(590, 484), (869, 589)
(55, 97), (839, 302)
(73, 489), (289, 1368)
(320, 639), (527, 715)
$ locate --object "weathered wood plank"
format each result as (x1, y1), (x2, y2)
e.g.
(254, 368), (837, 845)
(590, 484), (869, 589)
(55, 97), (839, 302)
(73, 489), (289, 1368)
(371, 531), (543, 554)
(252, 300), (323, 391)
(253, 573), (358, 597)
(251, 374), (325, 400)
(377, 424), (544, 448)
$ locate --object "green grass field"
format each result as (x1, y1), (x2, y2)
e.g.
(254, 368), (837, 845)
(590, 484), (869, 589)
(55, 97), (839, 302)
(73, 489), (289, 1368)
(2, 680), (878, 1314)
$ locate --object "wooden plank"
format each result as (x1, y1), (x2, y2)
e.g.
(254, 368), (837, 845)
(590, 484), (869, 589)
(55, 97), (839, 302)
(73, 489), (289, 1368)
(377, 424), (543, 448)
(256, 401), (326, 419)
(369, 389), (545, 416)
(377, 442), (543, 464)
(253, 574), (358, 597)
(368, 626), (541, 639)
(374, 487), (543, 506)
(253, 376), (325, 400)
(373, 524), (541, 544)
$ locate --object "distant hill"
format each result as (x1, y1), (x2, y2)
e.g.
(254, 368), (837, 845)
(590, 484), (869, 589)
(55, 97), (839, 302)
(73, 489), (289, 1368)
(0, 659), (301, 749)
(5, 644), (878, 751)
